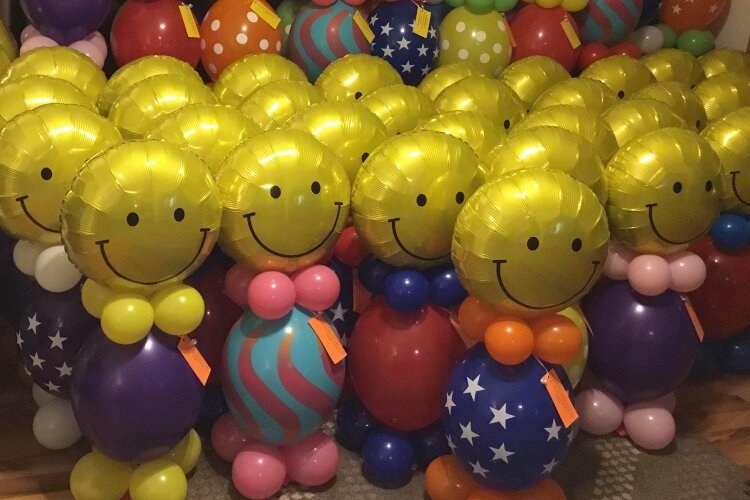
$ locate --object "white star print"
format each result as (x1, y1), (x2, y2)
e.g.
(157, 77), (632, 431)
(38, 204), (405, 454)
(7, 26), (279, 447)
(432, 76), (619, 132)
(445, 392), (456, 415)
(27, 314), (41, 334)
(408, 21), (415, 30)
(380, 22), (393, 36)
(329, 303), (347, 322)
(29, 352), (44, 369)
(541, 457), (559, 475)
(433, 48), (440, 59)
(429, 26), (437, 39)
(672, 4), (682, 13)
(56, 362), (72, 377)
(489, 403), (514, 428)
(709, 3), (717, 12)
(44, 380), (61, 393)
(48, 330), (67, 350)
(16, 331), (23, 348)
(459, 421), (479, 445)
(489, 443), (515, 463)
(447, 434), (457, 452)
(545, 420), (562, 441)
(382, 45), (394, 58)
(464, 375), (485, 401)
(401, 61), (414, 73)
(469, 460), (489, 478)
(421, 66), (430, 76)
(369, 13), (378, 26)
(417, 44), (428, 57)
(397, 37), (411, 50)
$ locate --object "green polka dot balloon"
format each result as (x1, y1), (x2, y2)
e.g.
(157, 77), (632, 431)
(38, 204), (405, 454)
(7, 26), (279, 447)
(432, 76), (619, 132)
(438, 8), (512, 77)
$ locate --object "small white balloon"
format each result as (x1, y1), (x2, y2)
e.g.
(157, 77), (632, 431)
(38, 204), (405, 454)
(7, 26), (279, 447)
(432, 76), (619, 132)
(628, 26), (664, 54)
(13, 240), (45, 276)
(35, 245), (82, 292)
(32, 384), (64, 407)
(33, 399), (82, 450)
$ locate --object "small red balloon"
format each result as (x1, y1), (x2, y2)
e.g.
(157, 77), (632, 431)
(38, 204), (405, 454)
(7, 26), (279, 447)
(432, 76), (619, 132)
(510, 4), (581, 72)
(577, 43), (610, 71)
(609, 42), (642, 59)
(334, 226), (369, 267)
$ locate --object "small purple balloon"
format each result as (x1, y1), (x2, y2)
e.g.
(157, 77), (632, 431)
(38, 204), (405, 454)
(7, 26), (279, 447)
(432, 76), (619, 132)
(20, 0), (112, 45)
(581, 280), (700, 404)
(71, 328), (204, 463)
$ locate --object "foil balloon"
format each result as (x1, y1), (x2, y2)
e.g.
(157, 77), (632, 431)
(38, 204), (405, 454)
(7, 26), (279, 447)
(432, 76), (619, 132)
(435, 76), (526, 130)
(602, 99), (686, 149)
(700, 107), (750, 214)
(1, 47), (106, 104)
(108, 74), (217, 139)
(419, 110), (506, 163)
(512, 104), (618, 161)
(146, 104), (262, 176)
(486, 126), (607, 203)
(0, 104), (121, 245)
(213, 54), (308, 107)
(499, 56), (571, 112)
(239, 80), (324, 130)
(0, 19), (17, 62)
(217, 129), (350, 273)
(286, 101), (389, 185)
(0, 75), (94, 129)
(452, 169), (609, 317)
(694, 71), (750, 122)
(509, 4), (582, 73)
(315, 54), (402, 102)
(533, 77), (618, 114)
(438, 8), (512, 77)
(640, 48), (703, 87)
(580, 55), (655, 99)
(577, 0), (643, 45)
(699, 48), (750, 79)
(98, 56), (203, 116)
(605, 128), (721, 254)
(417, 62), (482, 101)
(359, 84), (436, 136)
(631, 81), (708, 132)
(61, 140), (221, 293)
(352, 130), (484, 269)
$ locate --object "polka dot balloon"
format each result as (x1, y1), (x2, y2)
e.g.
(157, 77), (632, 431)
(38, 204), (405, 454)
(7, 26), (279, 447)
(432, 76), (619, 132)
(438, 7), (511, 77)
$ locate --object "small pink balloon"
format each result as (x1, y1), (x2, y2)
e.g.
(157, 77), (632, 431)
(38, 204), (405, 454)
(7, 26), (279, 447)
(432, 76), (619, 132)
(20, 36), (58, 55)
(292, 265), (340, 312)
(282, 431), (339, 487)
(603, 241), (635, 280)
(623, 402), (676, 450)
(69, 40), (105, 68)
(20, 25), (41, 43)
(628, 254), (671, 296)
(651, 392), (677, 413)
(84, 31), (108, 54)
(232, 443), (287, 500)
(667, 251), (706, 292)
(247, 271), (296, 320)
(576, 388), (624, 435)
(224, 264), (256, 308)
(211, 413), (249, 462)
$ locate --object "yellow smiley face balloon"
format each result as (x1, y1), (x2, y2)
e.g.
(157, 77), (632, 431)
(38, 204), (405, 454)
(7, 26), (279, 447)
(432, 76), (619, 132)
(315, 54), (402, 102)
(452, 168), (609, 318)
(419, 110), (506, 163)
(61, 140), (221, 293)
(581, 55), (655, 99)
(359, 84), (436, 136)
(694, 71), (750, 122)
(239, 80), (324, 131)
(417, 62), (482, 101)
(631, 81), (708, 132)
(217, 129), (350, 273)
(213, 54), (308, 107)
(533, 77), (618, 114)
(499, 56), (571, 112)
(352, 130), (484, 269)
(0, 104), (121, 245)
(602, 99), (686, 149)
(435, 76), (526, 131)
(641, 48), (704, 87)
(606, 127), (721, 255)
(699, 48), (750, 79)
(0, 75), (95, 129)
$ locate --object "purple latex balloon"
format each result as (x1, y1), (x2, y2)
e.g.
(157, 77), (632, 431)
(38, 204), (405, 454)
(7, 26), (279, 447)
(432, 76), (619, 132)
(71, 328), (204, 462)
(581, 280), (700, 403)
(20, 0), (112, 45)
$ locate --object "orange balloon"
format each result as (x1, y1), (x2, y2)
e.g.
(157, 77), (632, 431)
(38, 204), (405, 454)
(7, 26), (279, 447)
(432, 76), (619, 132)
(200, 0), (283, 80)
(458, 296), (499, 342)
(659, 0), (728, 34)
(484, 318), (534, 365)
(528, 314), (582, 365)
(425, 455), (480, 500)
(468, 478), (566, 500)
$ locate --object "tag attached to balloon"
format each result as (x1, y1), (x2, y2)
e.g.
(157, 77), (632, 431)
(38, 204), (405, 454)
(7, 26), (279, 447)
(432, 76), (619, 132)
(682, 296), (705, 342)
(502, 16), (516, 48)
(178, 4), (200, 38)
(413, 6), (431, 39)
(178, 336), (211, 385)
(309, 315), (347, 364)
(541, 369), (578, 428)
(353, 11), (375, 43)
(560, 18), (581, 49)
(250, 0), (281, 29)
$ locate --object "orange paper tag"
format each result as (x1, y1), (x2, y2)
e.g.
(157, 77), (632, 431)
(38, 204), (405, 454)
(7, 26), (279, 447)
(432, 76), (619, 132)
(502, 16), (516, 48)
(560, 18), (581, 49)
(251, 0), (281, 29)
(682, 296), (705, 342)
(352, 270), (372, 314)
(353, 10), (375, 43)
(309, 315), (347, 364)
(413, 6), (431, 38)
(541, 370), (578, 428)
(178, 336), (211, 385)
(178, 4), (200, 38)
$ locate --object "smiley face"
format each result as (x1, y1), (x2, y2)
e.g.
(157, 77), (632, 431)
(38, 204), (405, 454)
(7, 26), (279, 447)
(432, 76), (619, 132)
(217, 129), (350, 273)
(352, 130), (484, 269)
(452, 169), (609, 318)
(606, 128), (722, 254)
(435, 76), (526, 131)
(315, 54), (402, 102)
(0, 104), (121, 245)
(61, 140), (221, 293)
(581, 55), (655, 99)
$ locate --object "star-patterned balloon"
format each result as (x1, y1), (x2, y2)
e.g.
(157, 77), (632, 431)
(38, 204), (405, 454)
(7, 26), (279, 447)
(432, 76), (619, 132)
(369, 0), (440, 86)
(324, 257), (362, 341)
(443, 344), (577, 491)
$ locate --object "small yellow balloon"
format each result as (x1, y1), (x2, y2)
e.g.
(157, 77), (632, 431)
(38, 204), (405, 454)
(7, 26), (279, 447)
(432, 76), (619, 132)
(435, 75), (526, 130)
(631, 81), (708, 132)
(286, 101), (389, 185)
(217, 129), (350, 273)
(417, 62), (483, 101)
(81, 279), (115, 318)
(699, 48), (750, 79)
(694, 71), (750, 122)
(70, 451), (133, 500)
(500, 56), (571, 112)
(129, 459), (187, 500)
(213, 54), (308, 107)
(533, 77), (619, 114)
(240, 80), (324, 131)
(452, 169), (609, 318)
(561, 0), (589, 11)
(602, 99), (686, 149)
(606, 127), (721, 254)
(0, 75), (95, 129)
(641, 48), (704, 87)
(315, 54), (402, 102)
(438, 8), (512, 77)
(164, 429), (202, 474)
(701, 107), (750, 214)
(359, 84), (436, 136)
(101, 294), (155, 344)
(151, 284), (205, 336)
(419, 110), (506, 163)
(147, 104), (262, 176)
(581, 55), (655, 99)
(557, 307), (589, 387)
(352, 130), (484, 269)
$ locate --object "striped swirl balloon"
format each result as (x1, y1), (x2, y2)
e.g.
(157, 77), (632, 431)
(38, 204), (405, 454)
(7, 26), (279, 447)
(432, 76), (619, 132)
(577, 0), (643, 46)
(288, 1), (371, 82)
(222, 307), (345, 445)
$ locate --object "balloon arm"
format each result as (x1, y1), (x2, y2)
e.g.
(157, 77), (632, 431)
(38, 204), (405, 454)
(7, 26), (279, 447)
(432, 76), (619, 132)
(34, 245), (83, 293)
(13, 239), (47, 276)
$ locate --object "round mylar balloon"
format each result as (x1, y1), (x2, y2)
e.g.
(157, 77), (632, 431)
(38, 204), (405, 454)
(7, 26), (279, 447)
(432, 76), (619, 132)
(239, 80), (323, 130)
(0, 19), (17, 61)
(0, 75), (94, 129)
(438, 8), (512, 77)
(359, 84), (436, 135)
(146, 104), (262, 175)
(701, 107), (750, 214)
(533, 77), (618, 113)
(640, 48), (703, 87)
(453, 168), (609, 317)
(352, 130), (484, 269)
(605, 128), (721, 254)
(694, 71), (750, 122)
(61, 140), (221, 293)
(435, 76), (526, 130)
(419, 110), (506, 162)
(417, 62), (482, 101)
(286, 101), (389, 185)
(602, 99), (686, 149)
(578, 0), (643, 46)
(580, 55), (655, 99)
(315, 54), (402, 102)
(213, 54), (307, 107)
(699, 48), (750, 79)
(499, 56), (570, 112)
(217, 129), (350, 273)
(631, 81), (708, 131)
(0, 104), (121, 245)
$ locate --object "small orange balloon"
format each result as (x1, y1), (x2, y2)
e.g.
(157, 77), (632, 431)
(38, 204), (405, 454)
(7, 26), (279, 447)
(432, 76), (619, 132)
(484, 318), (535, 365)
(528, 314), (582, 365)
(458, 296), (499, 342)
(468, 478), (566, 500)
(425, 455), (480, 500)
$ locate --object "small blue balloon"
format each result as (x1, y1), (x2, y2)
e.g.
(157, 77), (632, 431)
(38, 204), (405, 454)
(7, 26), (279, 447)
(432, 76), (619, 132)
(718, 332), (750, 374)
(690, 341), (722, 378)
(710, 213), (748, 252)
(359, 257), (396, 295)
(194, 384), (228, 435)
(384, 270), (430, 312)
(335, 398), (380, 452)
(411, 422), (450, 469)
(363, 431), (416, 488)
(428, 264), (467, 307)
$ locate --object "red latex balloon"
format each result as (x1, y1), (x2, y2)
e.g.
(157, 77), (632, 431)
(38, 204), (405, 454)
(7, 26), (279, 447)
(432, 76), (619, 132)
(110, 0), (202, 68)
(660, 0), (728, 34)
(510, 4), (581, 72)
(688, 236), (750, 340)
(609, 42), (642, 59)
(334, 226), (369, 267)
(577, 43), (610, 71)
(348, 297), (466, 431)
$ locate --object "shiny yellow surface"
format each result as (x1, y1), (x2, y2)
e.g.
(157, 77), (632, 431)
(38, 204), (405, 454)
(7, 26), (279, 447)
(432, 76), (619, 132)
(0, 104), (121, 245)
(129, 459), (187, 500)
(499, 56), (571, 112)
(699, 48), (750, 79)
(151, 283), (205, 336)
(419, 110), (506, 163)
(435, 75), (526, 130)
(630, 81), (708, 131)
(359, 84), (436, 136)
(70, 451), (132, 500)
(352, 130), (484, 269)
(213, 54), (308, 107)
(239, 80), (324, 131)
(0, 21), (17, 62)
(0, 75), (94, 129)
(315, 54), (402, 102)
(581, 55), (655, 99)
(641, 48), (704, 87)
(694, 71), (750, 122)
(533, 77), (619, 114)
(606, 127), (721, 254)
(417, 62), (482, 101)
(602, 99), (686, 149)
(452, 168), (608, 317)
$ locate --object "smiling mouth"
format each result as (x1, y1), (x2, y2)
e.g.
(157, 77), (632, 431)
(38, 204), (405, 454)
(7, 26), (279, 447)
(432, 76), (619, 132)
(388, 217), (450, 261)
(243, 202), (344, 258)
(16, 195), (59, 233)
(646, 203), (711, 245)
(96, 228), (211, 285)
(730, 171), (750, 206)
(493, 259), (600, 310)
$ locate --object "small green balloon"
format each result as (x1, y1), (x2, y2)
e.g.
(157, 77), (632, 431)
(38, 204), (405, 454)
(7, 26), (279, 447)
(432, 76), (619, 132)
(494, 0), (518, 12)
(465, 0), (495, 14)
(658, 24), (678, 49)
(677, 30), (715, 57)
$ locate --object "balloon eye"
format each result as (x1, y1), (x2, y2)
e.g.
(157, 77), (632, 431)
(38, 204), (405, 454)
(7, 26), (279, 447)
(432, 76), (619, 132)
(174, 208), (185, 222)
(416, 194), (427, 207)
(672, 182), (683, 194)
(40, 167), (52, 180)
(127, 212), (139, 227)
(705, 180), (713, 192)
(361, 152), (369, 162)
(527, 237), (539, 251)
(696, 120), (702, 129)
(311, 181), (321, 194)
(572, 238), (582, 252)
(617, 90), (625, 99)
(270, 185), (281, 199)
(455, 192), (465, 204)
(354, 92), (363, 100)
(503, 119), (511, 130)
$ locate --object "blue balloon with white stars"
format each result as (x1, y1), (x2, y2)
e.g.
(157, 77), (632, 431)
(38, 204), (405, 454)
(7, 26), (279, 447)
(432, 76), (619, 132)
(443, 344), (576, 491)
(369, 0), (440, 86)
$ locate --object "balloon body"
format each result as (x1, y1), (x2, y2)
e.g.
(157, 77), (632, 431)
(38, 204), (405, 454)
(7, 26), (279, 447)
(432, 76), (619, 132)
(194, 384), (229, 435)
(640, 48), (703, 86)
(20, 0), (111, 45)
(0, 75), (94, 130)
(384, 270), (430, 312)
(420, 110), (505, 163)
(129, 459), (188, 500)
(438, 8), (512, 77)
(362, 431), (415, 487)
(232, 444), (287, 499)
(719, 332), (750, 374)
(335, 397), (380, 452)
(436, 75), (525, 129)
(278, 0), (306, 53)
(211, 412), (249, 462)
(484, 318), (535, 365)
(677, 30), (714, 58)
(577, 0), (643, 45)
(499, 56), (570, 112)
(699, 48), (750, 79)
(533, 76), (618, 114)
(315, 54), (402, 102)
(708, 214), (748, 253)
(239, 79), (324, 130)
(631, 81), (707, 132)
(659, 0), (727, 34)
(602, 99), (685, 149)
(213, 53), (308, 107)
(69, 451), (133, 500)
(418, 62), (482, 100)
(292, 264), (340, 312)
(581, 55), (655, 99)
(510, 5), (580, 72)
(627, 25), (663, 54)
(576, 387), (624, 435)
(694, 71), (750, 122)
(282, 431), (340, 486)
(427, 264), (469, 308)
(359, 83), (436, 135)
(609, 41), (642, 58)
(412, 422), (451, 469)
(33, 398), (82, 449)
(577, 43), (610, 70)
(622, 403), (675, 450)
(69, 40), (106, 69)
(424, 454), (480, 500)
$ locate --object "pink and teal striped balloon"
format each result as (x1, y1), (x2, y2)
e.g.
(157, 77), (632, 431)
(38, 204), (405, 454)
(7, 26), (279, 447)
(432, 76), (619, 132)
(577, 0), (643, 46)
